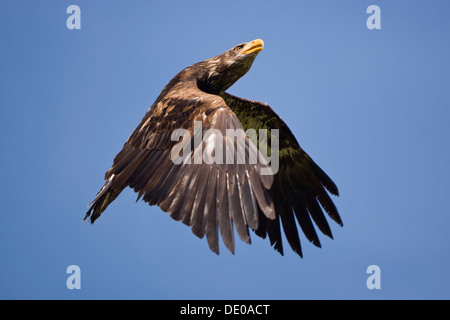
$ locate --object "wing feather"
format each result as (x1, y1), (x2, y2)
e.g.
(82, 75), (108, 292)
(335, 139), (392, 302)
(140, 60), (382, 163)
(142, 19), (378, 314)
(227, 173), (250, 244)
(190, 165), (210, 238)
(204, 167), (219, 253)
(217, 170), (234, 253)
(239, 170), (259, 230)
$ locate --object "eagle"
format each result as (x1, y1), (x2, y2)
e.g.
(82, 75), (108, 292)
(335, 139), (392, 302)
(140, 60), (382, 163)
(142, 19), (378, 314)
(84, 39), (342, 258)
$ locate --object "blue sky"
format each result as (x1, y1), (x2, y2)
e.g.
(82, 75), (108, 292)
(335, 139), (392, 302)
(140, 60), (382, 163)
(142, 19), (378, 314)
(1, 0), (450, 300)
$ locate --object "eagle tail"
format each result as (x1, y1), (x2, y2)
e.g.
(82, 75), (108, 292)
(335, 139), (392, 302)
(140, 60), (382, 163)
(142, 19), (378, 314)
(83, 174), (123, 223)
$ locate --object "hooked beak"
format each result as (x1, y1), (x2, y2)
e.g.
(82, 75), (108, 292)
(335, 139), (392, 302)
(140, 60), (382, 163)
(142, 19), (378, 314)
(240, 39), (264, 55)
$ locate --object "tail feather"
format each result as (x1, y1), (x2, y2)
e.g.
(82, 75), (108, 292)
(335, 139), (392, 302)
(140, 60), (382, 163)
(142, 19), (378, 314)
(84, 175), (123, 223)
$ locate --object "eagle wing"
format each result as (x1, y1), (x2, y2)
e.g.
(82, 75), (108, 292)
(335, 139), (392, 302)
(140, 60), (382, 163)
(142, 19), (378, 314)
(85, 80), (275, 255)
(220, 92), (342, 257)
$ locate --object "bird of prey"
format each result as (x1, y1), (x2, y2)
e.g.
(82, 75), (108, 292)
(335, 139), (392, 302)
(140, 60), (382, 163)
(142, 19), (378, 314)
(84, 39), (342, 258)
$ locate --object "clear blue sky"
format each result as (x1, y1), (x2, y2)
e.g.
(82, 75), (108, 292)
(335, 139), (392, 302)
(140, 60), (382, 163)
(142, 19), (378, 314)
(1, 0), (450, 300)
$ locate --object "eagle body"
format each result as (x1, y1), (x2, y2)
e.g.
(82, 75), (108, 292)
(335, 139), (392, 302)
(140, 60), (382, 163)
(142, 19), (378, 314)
(85, 39), (342, 257)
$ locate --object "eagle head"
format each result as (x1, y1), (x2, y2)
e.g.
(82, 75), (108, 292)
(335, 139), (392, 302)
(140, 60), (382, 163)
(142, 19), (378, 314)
(196, 39), (264, 94)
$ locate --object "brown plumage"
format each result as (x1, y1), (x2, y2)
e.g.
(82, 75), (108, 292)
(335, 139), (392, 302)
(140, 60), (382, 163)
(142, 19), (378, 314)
(84, 39), (342, 257)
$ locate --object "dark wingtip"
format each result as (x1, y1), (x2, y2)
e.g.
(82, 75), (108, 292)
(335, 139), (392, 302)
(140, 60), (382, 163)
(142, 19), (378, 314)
(271, 240), (284, 256)
(83, 207), (92, 223)
(311, 238), (322, 248)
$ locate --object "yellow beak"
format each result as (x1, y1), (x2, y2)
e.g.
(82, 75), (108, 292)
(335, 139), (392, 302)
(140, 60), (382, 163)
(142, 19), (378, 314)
(240, 39), (264, 55)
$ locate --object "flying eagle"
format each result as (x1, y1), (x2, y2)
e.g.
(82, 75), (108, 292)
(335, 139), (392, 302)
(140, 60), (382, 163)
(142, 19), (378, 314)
(84, 39), (342, 258)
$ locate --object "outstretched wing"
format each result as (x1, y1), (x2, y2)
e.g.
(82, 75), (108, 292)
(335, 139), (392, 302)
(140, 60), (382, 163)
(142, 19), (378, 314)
(221, 92), (342, 257)
(86, 81), (275, 255)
